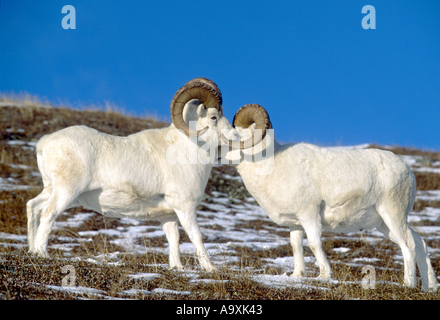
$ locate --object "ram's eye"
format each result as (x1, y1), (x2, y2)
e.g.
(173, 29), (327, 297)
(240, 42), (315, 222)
(211, 116), (217, 121)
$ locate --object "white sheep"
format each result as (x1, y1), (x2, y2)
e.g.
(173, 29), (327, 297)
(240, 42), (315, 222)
(27, 78), (236, 272)
(221, 103), (437, 292)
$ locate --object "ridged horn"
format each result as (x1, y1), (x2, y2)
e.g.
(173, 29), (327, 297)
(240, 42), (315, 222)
(183, 77), (223, 107)
(222, 104), (272, 149)
(170, 78), (222, 137)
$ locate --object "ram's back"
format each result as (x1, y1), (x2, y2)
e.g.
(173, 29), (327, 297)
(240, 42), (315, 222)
(247, 143), (415, 218)
(36, 126), (166, 192)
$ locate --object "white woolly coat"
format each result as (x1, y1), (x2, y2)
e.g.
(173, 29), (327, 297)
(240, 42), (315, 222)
(225, 129), (436, 292)
(238, 142), (415, 233)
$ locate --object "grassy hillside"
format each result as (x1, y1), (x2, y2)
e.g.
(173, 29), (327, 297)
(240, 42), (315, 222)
(1, 94), (440, 300)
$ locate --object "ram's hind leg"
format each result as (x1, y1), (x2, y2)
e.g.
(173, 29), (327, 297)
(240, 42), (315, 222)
(27, 188), (51, 252)
(377, 195), (437, 291)
(31, 188), (77, 258)
(409, 227), (437, 292)
(376, 216), (417, 289)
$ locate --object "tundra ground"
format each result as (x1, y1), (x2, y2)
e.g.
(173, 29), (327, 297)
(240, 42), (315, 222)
(1, 95), (440, 300)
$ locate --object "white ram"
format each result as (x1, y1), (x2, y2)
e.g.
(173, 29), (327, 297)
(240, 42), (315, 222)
(27, 78), (236, 272)
(221, 103), (437, 292)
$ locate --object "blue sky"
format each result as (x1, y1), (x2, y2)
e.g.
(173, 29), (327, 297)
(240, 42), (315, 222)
(1, 1), (439, 149)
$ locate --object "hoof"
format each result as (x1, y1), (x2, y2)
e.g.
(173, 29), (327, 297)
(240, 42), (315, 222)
(202, 265), (218, 273)
(169, 265), (185, 271)
(422, 284), (438, 293)
(28, 249), (50, 259)
(290, 271), (306, 278)
(315, 274), (333, 282)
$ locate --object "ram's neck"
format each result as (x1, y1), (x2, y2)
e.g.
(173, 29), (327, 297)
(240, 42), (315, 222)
(235, 135), (282, 179)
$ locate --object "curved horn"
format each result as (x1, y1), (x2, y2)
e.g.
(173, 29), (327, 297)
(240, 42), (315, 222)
(222, 104), (272, 149)
(170, 78), (222, 137)
(183, 77), (223, 107)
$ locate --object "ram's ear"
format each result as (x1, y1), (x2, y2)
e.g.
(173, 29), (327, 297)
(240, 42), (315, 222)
(196, 103), (206, 116)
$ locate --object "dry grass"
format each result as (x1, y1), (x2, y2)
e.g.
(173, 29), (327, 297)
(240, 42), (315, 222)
(2, 242), (439, 300)
(1, 94), (440, 300)
(368, 144), (440, 162)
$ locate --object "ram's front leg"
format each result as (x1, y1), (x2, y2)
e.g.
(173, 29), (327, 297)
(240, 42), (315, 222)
(290, 227), (306, 277)
(161, 218), (183, 270)
(174, 208), (218, 272)
(300, 206), (332, 279)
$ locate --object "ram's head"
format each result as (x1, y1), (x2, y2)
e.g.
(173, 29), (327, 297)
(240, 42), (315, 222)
(170, 77), (237, 148)
(221, 103), (272, 149)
